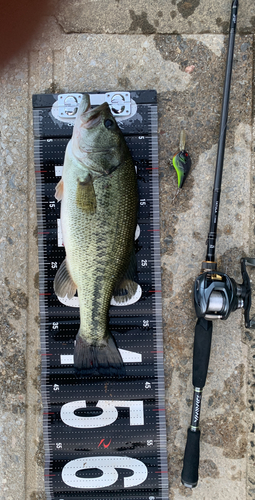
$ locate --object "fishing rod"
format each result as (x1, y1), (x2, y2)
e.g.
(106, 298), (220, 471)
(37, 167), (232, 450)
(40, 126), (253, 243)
(181, 0), (255, 488)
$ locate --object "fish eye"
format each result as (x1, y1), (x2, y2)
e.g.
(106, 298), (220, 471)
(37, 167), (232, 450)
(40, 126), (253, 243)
(104, 118), (115, 129)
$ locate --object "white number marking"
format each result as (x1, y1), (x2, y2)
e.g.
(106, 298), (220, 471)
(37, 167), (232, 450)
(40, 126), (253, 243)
(61, 456), (148, 488)
(55, 166), (63, 177)
(60, 400), (144, 428)
(60, 349), (142, 366)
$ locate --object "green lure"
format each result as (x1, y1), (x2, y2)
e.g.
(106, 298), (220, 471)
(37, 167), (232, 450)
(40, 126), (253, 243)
(172, 130), (191, 188)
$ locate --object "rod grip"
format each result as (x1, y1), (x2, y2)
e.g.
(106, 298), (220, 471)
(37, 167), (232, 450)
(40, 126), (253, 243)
(181, 428), (200, 487)
(193, 318), (212, 388)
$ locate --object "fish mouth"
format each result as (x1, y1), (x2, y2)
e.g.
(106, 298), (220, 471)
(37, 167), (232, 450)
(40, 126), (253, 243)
(77, 94), (91, 115)
(80, 99), (110, 129)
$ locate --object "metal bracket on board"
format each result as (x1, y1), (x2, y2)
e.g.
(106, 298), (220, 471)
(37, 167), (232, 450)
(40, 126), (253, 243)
(57, 92), (131, 118)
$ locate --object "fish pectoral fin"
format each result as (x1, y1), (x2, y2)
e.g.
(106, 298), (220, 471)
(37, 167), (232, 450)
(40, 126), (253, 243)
(53, 259), (77, 299)
(55, 178), (64, 201)
(113, 279), (139, 304)
(76, 173), (96, 213)
(113, 248), (140, 304)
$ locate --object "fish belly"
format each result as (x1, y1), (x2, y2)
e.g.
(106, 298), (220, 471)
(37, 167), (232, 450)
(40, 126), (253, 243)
(61, 158), (137, 346)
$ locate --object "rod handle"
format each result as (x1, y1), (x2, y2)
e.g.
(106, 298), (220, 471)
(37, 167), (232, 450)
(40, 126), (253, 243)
(181, 428), (200, 488)
(193, 318), (212, 388)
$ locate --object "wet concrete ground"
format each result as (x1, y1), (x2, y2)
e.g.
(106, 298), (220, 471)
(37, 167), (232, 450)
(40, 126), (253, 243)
(0, 1), (255, 499)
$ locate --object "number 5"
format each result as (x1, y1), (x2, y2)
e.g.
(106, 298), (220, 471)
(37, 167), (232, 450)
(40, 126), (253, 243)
(60, 400), (144, 428)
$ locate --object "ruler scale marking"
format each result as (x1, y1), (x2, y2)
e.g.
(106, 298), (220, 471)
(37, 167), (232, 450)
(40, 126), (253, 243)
(33, 91), (169, 499)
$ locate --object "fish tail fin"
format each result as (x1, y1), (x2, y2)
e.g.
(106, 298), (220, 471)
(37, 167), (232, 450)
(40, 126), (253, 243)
(73, 331), (125, 376)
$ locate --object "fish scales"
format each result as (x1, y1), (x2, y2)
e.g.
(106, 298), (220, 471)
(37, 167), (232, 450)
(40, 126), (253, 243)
(64, 157), (137, 342)
(54, 94), (139, 375)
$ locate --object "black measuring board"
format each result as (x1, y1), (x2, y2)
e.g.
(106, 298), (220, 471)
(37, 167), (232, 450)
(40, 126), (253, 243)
(33, 91), (169, 500)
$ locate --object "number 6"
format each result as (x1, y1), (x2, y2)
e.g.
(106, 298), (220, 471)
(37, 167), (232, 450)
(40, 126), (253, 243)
(62, 456), (148, 488)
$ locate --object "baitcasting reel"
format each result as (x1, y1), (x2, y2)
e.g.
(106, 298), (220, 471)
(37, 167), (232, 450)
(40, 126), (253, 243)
(194, 258), (255, 327)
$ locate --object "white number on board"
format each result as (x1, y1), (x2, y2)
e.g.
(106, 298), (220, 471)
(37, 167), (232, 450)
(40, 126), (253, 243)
(61, 456), (148, 488)
(60, 400), (144, 428)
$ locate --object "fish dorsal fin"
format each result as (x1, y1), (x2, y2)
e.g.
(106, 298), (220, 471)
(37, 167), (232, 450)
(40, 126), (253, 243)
(55, 178), (64, 201)
(76, 173), (97, 213)
(54, 259), (77, 299)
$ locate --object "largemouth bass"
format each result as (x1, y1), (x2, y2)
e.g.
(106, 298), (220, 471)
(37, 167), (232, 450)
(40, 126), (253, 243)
(54, 94), (139, 375)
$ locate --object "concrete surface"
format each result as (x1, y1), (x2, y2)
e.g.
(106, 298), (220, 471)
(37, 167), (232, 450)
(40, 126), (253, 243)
(55, 0), (255, 35)
(0, 1), (255, 499)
